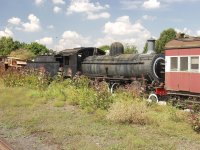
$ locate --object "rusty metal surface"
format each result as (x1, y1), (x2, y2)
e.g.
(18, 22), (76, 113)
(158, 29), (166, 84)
(27, 55), (60, 76)
(0, 139), (14, 150)
(82, 53), (165, 82)
(110, 42), (124, 56)
(165, 48), (200, 56)
(165, 38), (200, 49)
(59, 47), (105, 56)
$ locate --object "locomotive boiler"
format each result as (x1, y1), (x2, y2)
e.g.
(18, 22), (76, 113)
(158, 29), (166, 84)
(82, 38), (165, 83)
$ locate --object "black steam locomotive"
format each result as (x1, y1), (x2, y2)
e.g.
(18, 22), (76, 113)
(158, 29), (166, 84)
(27, 38), (165, 87)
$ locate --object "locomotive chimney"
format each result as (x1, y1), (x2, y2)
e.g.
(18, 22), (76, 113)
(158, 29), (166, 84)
(147, 37), (156, 54)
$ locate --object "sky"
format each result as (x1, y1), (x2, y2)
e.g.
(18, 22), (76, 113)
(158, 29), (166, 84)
(1, 0), (200, 53)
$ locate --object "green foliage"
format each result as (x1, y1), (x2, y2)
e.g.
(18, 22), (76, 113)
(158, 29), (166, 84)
(25, 42), (49, 55)
(124, 44), (138, 54)
(107, 97), (190, 130)
(9, 48), (35, 60)
(0, 37), (16, 56)
(44, 77), (113, 112)
(78, 81), (113, 112)
(1, 71), (200, 134)
(2, 68), (50, 90)
(1, 75), (200, 150)
(155, 28), (177, 53)
(0, 37), (49, 56)
(143, 43), (148, 53)
(190, 113), (200, 133)
(98, 45), (110, 52)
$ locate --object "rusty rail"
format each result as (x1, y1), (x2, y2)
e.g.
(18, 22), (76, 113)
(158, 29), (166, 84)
(0, 139), (13, 150)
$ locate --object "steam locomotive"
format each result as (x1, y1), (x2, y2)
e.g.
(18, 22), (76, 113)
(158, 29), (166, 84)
(27, 37), (200, 102)
(82, 39), (165, 83)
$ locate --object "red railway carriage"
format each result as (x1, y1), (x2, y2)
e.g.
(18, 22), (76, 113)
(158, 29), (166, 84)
(165, 38), (200, 96)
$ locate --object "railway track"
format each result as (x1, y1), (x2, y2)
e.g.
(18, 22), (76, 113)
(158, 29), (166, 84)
(0, 139), (13, 150)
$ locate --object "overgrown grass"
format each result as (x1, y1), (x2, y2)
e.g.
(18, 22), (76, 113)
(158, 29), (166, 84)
(0, 90), (200, 149)
(2, 68), (51, 90)
(0, 75), (200, 149)
(44, 78), (113, 112)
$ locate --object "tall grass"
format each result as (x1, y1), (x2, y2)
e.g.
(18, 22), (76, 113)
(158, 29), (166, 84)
(2, 68), (50, 90)
(44, 77), (113, 112)
(1, 70), (199, 134)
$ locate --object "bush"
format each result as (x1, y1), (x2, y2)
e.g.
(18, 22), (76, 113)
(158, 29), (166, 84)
(189, 113), (200, 133)
(107, 100), (150, 125)
(44, 77), (113, 112)
(115, 82), (145, 99)
(2, 68), (50, 90)
(9, 48), (35, 60)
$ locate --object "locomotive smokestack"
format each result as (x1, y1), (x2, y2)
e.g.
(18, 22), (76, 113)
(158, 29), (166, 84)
(147, 37), (156, 54)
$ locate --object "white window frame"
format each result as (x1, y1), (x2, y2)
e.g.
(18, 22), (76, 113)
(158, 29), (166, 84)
(168, 55), (200, 73)
(170, 57), (178, 71)
(190, 56), (200, 73)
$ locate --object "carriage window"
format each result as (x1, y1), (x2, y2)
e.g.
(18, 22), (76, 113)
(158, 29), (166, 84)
(191, 57), (199, 70)
(180, 57), (188, 71)
(170, 57), (178, 71)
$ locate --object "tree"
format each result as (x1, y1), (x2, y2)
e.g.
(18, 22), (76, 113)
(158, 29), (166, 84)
(124, 44), (138, 54)
(155, 28), (177, 53)
(9, 48), (35, 60)
(25, 42), (49, 55)
(143, 43), (148, 54)
(0, 37), (16, 56)
(98, 45), (110, 52)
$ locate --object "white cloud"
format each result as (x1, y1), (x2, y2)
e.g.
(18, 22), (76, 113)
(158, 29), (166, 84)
(52, 0), (65, 5)
(175, 28), (200, 37)
(22, 14), (41, 32)
(175, 27), (192, 35)
(104, 16), (149, 36)
(95, 36), (115, 47)
(47, 25), (54, 29)
(197, 30), (200, 36)
(120, 0), (143, 9)
(6, 14), (41, 33)
(160, 0), (199, 3)
(35, 0), (45, 5)
(67, 0), (110, 20)
(55, 30), (91, 51)
(8, 17), (21, 25)
(53, 6), (62, 13)
(0, 28), (13, 38)
(100, 16), (151, 52)
(143, 0), (160, 9)
(36, 37), (53, 45)
(142, 15), (157, 21)
(120, 0), (198, 10)
(87, 12), (110, 20)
